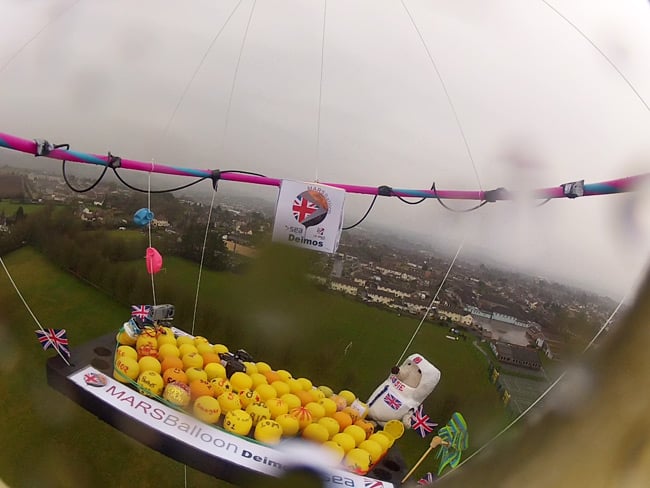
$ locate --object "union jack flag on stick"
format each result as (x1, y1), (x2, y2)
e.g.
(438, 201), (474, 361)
(35, 328), (70, 358)
(411, 404), (437, 437)
(131, 305), (151, 320)
(402, 413), (467, 484)
(417, 472), (436, 485)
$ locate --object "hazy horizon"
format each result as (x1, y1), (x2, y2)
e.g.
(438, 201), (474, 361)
(1, 153), (636, 302)
(1, 0), (649, 304)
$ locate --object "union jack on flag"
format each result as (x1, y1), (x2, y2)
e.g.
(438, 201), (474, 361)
(383, 392), (402, 410)
(131, 304), (151, 320)
(292, 195), (318, 223)
(411, 404), (437, 437)
(84, 372), (107, 387)
(364, 480), (384, 487)
(417, 472), (436, 485)
(35, 328), (70, 357)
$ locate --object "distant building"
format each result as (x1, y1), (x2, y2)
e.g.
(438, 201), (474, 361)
(366, 289), (395, 305)
(377, 284), (410, 299)
(536, 330), (566, 361)
(438, 307), (474, 326)
(490, 342), (541, 370)
(492, 311), (528, 327)
(353, 277), (367, 287)
(526, 324), (544, 342)
(80, 208), (94, 221)
(403, 301), (427, 315)
(329, 280), (358, 296)
(525, 324), (565, 360)
(152, 219), (170, 228)
(465, 305), (529, 327)
(465, 305), (492, 320)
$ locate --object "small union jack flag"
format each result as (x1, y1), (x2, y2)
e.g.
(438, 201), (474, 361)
(411, 404), (437, 437)
(417, 471), (436, 485)
(84, 372), (107, 387)
(383, 392), (402, 410)
(35, 328), (70, 357)
(364, 480), (384, 487)
(131, 304), (151, 320)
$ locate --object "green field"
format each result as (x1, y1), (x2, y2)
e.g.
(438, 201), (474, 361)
(0, 246), (510, 487)
(0, 201), (45, 217)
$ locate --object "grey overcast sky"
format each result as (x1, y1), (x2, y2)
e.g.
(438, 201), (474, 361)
(1, 0), (649, 299)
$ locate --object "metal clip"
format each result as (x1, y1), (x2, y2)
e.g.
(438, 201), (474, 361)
(107, 152), (122, 168)
(34, 139), (54, 156)
(561, 180), (584, 198)
(211, 169), (221, 190)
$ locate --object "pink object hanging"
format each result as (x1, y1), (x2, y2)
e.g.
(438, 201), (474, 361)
(145, 247), (163, 274)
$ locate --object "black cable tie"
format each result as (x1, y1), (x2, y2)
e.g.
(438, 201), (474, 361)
(34, 139), (55, 157)
(483, 187), (508, 203)
(107, 152), (122, 168)
(377, 185), (393, 197)
(211, 169), (221, 190)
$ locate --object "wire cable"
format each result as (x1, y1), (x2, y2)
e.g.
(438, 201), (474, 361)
(112, 169), (207, 193)
(342, 195), (378, 230)
(147, 164), (157, 307)
(396, 237), (465, 365)
(395, 194), (428, 205)
(314, 0), (328, 182)
(582, 289), (629, 354)
(62, 160), (108, 193)
(110, 168), (264, 195)
(344, 181), (436, 231)
(0, 0), (83, 76)
(394, 181), (436, 205)
(159, 0), (245, 146)
(432, 182), (488, 212)
(400, 0), (483, 192)
(540, 0), (650, 114)
(191, 187), (218, 335)
(221, 169), (267, 178)
(0, 256), (71, 366)
(222, 0), (257, 150)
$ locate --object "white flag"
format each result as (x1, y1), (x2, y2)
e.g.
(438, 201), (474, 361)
(272, 180), (345, 254)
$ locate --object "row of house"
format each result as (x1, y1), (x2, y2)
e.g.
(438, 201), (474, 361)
(372, 265), (418, 283)
(322, 276), (545, 373)
(437, 308), (474, 327)
(314, 275), (478, 327)
(465, 305), (530, 327)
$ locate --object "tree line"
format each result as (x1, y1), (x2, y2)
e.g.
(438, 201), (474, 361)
(0, 205), (245, 344)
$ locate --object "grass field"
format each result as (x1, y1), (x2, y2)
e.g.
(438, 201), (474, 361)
(0, 246), (511, 487)
(0, 248), (228, 488)
(0, 201), (45, 217)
